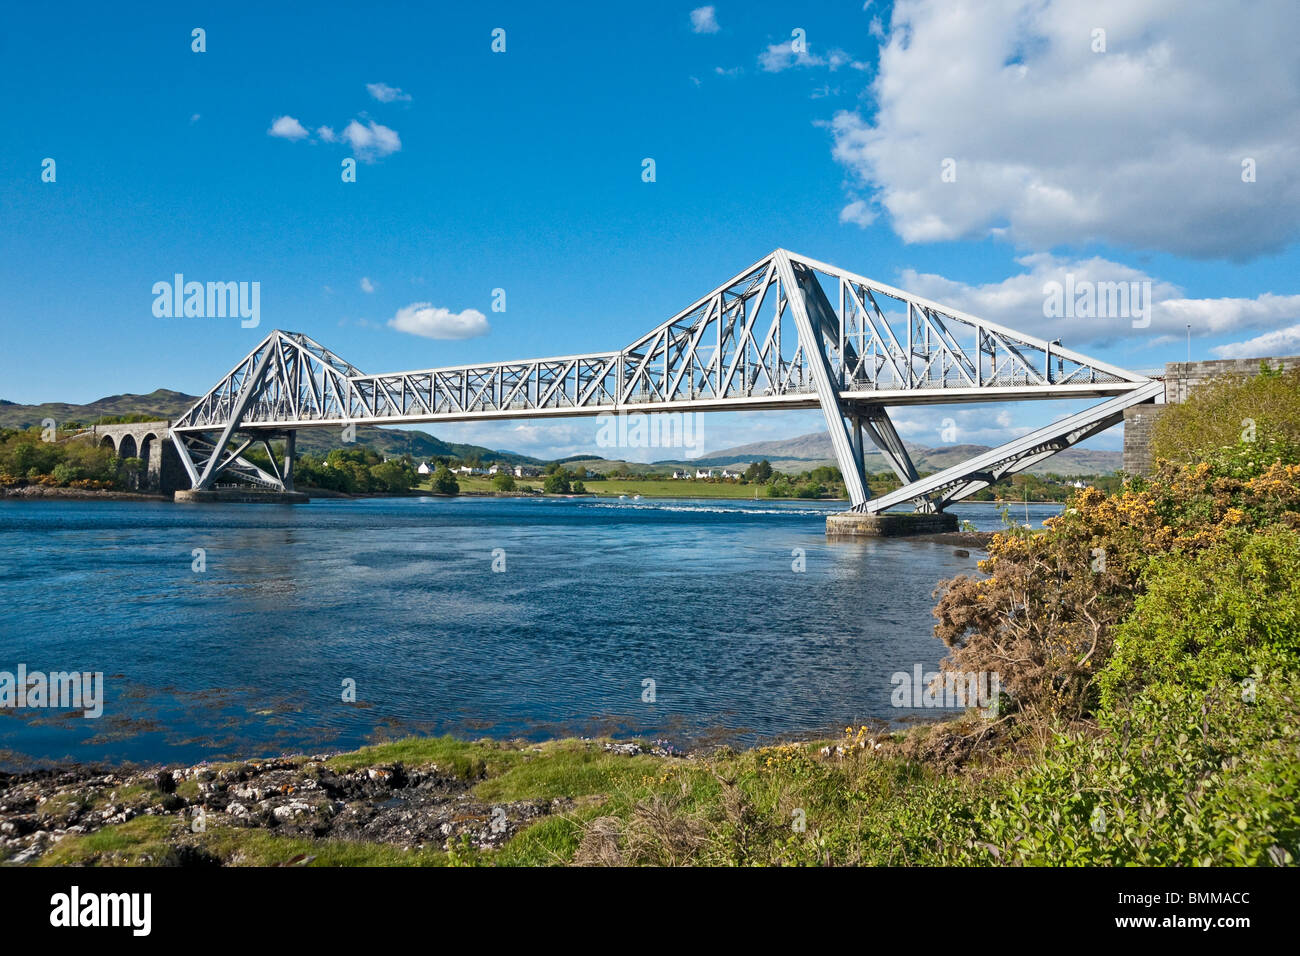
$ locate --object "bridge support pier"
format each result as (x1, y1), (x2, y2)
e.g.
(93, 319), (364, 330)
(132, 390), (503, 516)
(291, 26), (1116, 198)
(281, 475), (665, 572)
(282, 431), (296, 492)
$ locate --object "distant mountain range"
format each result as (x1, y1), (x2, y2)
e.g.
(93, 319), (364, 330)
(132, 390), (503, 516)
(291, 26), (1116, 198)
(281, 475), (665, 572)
(0, 389), (197, 427)
(0, 392), (1121, 475)
(652, 431), (1122, 476)
(0, 391), (544, 465)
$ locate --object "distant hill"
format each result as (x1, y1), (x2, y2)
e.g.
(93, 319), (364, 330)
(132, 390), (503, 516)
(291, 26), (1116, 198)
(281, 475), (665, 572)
(655, 431), (1122, 476)
(0, 391), (543, 465)
(0, 389), (196, 427)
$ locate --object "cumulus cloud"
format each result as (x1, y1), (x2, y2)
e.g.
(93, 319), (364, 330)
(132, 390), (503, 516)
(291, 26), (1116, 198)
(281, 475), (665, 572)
(360, 277), (375, 293)
(839, 199), (876, 227)
(895, 253), (1300, 348)
(890, 403), (1039, 447)
(267, 116), (400, 160)
(690, 6), (719, 34)
(366, 82), (411, 103)
(343, 119), (402, 161)
(389, 303), (490, 340)
(1212, 325), (1300, 360)
(830, 0), (1300, 259)
(268, 115), (309, 140)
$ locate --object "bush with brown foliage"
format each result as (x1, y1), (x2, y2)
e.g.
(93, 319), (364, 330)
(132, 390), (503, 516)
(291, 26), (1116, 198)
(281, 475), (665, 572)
(933, 446), (1300, 723)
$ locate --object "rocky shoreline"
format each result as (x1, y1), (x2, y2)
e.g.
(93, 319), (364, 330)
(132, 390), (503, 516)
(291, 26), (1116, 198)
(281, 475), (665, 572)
(0, 485), (167, 501)
(0, 740), (679, 865)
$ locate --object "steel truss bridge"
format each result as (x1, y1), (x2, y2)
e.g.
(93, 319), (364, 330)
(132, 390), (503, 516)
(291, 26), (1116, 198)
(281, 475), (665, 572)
(170, 249), (1162, 512)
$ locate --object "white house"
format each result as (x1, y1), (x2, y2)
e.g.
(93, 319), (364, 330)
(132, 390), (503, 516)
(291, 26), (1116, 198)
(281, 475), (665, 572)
(671, 470), (690, 480)
(720, 469), (741, 479)
(695, 468), (715, 479)
(417, 462), (432, 476)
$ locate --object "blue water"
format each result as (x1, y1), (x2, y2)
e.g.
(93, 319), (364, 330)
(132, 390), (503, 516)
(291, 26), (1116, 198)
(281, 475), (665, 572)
(0, 496), (1061, 768)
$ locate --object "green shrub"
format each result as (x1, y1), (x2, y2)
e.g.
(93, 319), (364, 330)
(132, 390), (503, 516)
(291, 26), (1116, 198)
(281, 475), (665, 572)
(430, 464), (459, 495)
(51, 463), (78, 485)
(1151, 365), (1300, 466)
(978, 675), (1300, 866)
(1100, 528), (1300, 712)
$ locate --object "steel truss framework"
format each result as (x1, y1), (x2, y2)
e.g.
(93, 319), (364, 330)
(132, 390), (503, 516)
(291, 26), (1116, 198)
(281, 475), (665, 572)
(171, 249), (1158, 512)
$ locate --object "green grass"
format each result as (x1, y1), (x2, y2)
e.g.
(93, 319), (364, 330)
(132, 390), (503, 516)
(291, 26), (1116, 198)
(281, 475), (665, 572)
(28, 680), (1297, 867)
(580, 479), (778, 499)
(472, 739), (665, 801)
(36, 815), (451, 867)
(419, 475), (772, 499)
(324, 734), (524, 779)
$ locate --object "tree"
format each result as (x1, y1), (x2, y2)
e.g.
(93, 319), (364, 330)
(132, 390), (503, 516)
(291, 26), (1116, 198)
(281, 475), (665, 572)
(369, 458), (415, 493)
(430, 464), (459, 495)
(492, 471), (516, 492)
(543, 471), (571, 494)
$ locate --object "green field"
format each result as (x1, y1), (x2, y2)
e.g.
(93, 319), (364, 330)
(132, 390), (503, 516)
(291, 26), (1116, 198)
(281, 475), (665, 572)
(418, 475), (797, 499)
(418, 475), (541, 495)
(581, 478), (772, 499)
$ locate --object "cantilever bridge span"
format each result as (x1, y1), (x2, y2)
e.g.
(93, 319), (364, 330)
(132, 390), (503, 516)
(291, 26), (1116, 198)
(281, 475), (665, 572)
(167, 249), (1162, 513)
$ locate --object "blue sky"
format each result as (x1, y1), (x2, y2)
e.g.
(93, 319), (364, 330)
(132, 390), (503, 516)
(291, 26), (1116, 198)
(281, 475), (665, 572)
(3, 1), (1298, 459)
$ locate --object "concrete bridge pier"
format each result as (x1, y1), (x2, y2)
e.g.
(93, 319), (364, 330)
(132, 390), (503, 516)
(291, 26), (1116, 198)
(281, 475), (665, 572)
(281, 430), (296, 492)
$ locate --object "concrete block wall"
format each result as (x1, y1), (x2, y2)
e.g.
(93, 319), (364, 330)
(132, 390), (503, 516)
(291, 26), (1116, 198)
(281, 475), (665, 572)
(1163, 356), (1300, 404)
(1122, 404), (1166, 476)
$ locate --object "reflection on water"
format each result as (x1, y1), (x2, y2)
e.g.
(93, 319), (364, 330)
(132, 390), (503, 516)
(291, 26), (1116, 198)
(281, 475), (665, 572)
(0, 496), (1060, 767)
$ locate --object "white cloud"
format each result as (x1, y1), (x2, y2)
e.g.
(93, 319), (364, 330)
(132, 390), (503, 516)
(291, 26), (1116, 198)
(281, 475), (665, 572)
(268, 117), (400, 159)
(839, 200), (876, 227)
(890, 403), (1038, 447)
(831, 0), (1300, 259)
(760, 42), (865, 73)
(1212, 325), (1300, 360)
(366, 82), (411, 103)
(189, 113), (201, 124)
(690, 6), (719, 34)
(759, 42), (823, 72)
(268, 115), (309, 140)
(1157, 294), (1300, 336)
(343, 119), (402, 161)
(896, 253), (1300, 348)
(389, 303), (490, 340)
(360, 277), (375, 293)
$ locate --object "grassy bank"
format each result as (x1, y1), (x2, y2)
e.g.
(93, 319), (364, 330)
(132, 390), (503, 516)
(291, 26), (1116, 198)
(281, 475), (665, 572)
(22, 668), (1297, 867)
